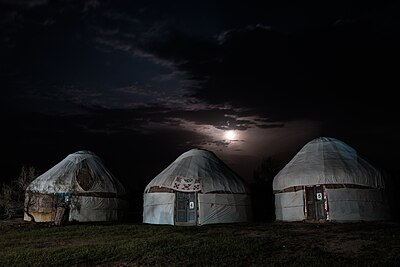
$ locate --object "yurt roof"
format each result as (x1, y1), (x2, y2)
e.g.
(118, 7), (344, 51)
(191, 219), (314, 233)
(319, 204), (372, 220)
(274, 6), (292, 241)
(27, 150), (125, 195)
(273, 137), (385, 191)
(145, 148), (248, 194)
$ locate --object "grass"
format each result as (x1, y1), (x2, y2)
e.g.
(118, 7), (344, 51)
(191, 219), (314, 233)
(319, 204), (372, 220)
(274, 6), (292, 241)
(0, 220), (399, 266)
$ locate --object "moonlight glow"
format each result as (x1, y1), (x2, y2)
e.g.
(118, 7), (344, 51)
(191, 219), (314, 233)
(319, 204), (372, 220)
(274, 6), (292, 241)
(225, 130), (236, 141)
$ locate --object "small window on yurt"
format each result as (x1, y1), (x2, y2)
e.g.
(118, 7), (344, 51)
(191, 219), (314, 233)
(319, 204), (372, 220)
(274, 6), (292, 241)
(77, 164), (95, 191)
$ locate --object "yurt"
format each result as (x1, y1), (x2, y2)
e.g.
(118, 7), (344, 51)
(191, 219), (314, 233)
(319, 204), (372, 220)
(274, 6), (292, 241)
(143, 148), (252, 226)
(24, 150), (126, 223)
(273, 137), (390, 222)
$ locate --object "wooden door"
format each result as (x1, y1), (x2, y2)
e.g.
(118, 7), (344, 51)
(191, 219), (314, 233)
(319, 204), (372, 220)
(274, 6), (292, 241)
(54, 192), (70, 225)
(175, 192), (197, 226)
(305, 186), (316, 220)
(305, 185), (326, 221)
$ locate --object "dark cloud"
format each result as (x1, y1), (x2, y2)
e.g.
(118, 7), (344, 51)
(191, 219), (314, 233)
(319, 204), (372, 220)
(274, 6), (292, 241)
(140, 20), (399, 124)
(79, 104), (260, 132)
(2, 0), (400, 190)
(256, 123), (285, 129)
(202, 140), (231, 148)
(0, 0), (48, 9)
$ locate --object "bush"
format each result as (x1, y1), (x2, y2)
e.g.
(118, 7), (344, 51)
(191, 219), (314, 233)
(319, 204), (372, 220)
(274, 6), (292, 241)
(0, 166), (38, 219)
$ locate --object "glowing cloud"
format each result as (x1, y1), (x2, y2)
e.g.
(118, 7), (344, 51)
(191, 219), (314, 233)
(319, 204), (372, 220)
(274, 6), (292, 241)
(225, 130), (236, 141)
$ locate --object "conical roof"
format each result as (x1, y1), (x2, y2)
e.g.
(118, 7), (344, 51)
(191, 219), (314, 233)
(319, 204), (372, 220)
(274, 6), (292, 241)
(145, 148), (248, 194)
(27, 150), (125, 195)
(273, 137), (385, 191)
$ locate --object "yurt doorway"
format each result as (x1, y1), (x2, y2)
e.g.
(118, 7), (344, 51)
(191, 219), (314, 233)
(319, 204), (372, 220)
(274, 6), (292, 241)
(175, 192), (197, 226)
(54, 192), (71, 226)
(305, 185), (327, 221)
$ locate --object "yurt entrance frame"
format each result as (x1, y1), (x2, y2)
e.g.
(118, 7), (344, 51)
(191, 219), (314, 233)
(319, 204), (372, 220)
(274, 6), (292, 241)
(305, 185), (328, 221)
(175, 192), (197, 226)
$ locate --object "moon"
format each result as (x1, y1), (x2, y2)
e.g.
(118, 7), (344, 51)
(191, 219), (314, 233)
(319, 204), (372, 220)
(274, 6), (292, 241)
(225, 130), (236, 141)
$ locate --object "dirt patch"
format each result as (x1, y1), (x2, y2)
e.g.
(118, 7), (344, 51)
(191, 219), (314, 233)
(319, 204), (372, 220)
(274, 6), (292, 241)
(0, 217), (39, 230)
(323, 238), (373, 255)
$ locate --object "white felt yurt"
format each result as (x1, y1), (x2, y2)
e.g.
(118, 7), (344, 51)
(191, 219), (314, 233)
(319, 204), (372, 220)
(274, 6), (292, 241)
(143, 148), (252, 226)
(24, 151), (126, 223)
(273, 137), (390, 222)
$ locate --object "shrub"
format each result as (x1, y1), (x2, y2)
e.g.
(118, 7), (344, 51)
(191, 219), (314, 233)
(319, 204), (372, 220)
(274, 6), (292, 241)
(0, 166), (38, 219)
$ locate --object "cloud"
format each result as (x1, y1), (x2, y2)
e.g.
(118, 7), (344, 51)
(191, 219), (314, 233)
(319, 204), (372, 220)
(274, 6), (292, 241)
(36, 102), (272, 157)
(256, 123), (285, 129)
(91, 17), (179, 69)
(115, 84), (164, 97)
(88, 10), (308, 125)
(79, 104), (260, 133)
(5, 1), (399, 129)
(94, 36), (133, 52)
(83, 0), (99, 13)
(3, 1), (400, 183)
(135, 19), (399, 125)
(104, 23), (300, 121)
(0, 0), (48, 8)
(216, 23), (272, 44)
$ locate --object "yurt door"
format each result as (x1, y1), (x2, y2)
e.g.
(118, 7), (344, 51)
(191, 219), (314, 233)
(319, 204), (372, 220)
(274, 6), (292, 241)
(175, 192), (197, 226)
(54, 192), (71, 226)
(305, 185), (327, 221)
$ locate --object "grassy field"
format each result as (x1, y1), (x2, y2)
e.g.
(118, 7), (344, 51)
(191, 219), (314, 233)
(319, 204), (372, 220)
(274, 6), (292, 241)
(1, 219), (399, 266)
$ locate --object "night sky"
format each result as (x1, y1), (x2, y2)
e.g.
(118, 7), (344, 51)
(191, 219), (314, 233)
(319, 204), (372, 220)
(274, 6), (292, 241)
(2, 0), (399, 193)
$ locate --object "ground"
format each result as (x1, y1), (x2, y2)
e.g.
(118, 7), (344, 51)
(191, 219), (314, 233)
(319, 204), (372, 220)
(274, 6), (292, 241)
(1, 218), (399, 266)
